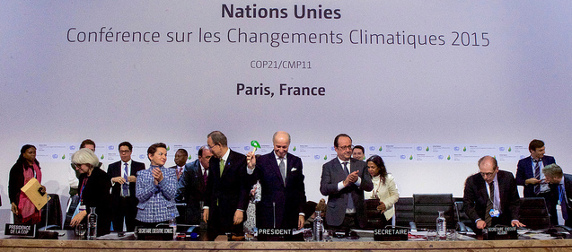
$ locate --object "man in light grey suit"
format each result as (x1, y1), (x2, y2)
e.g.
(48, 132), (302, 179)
(320, 134), (373, 231)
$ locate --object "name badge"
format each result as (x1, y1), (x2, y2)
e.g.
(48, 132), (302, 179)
(489, 209), (500, 218)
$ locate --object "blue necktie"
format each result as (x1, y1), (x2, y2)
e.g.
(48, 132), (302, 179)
(534, 160), (541, 195)
(560, 185), (568, 220)
(123, 162), (129, 196)
(343, 162), (355, 210)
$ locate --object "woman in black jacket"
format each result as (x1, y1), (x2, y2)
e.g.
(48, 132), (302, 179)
(8, 144), (45, 224)
(69, 148), (112, 237)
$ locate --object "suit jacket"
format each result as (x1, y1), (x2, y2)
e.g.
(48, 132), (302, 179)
(516, 155), (556, 197)
(463, 170), (520, 228)
(175, 159), (207, 225)
(79, 167), (112, 236)
(135, 166), (179, 223)
(204, 149), (248, 232)
(366, 174), (399, 221)
(108, 160), (145, 207)
(320, 158), (373, 228)
(249, 151), (306, 229)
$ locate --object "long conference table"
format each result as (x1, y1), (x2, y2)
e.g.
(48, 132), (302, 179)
(2, 230), (572, 251)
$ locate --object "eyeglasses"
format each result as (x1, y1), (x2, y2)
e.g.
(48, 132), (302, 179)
(337, 145), (354, 151)
(119, 150), (131, 154)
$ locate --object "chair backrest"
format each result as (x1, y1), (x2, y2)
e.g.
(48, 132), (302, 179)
(413, 194), (455, 229)
(394, 197), (414, 227)
(38, 194), (62, 230)
(364, 199), (384, 229)
(519, 197), (551, 230)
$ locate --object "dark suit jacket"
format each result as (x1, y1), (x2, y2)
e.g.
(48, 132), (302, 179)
(107, 160), (145, 218)
(176, 159), (207, 225)
(547, 174), (572, 226)
(516, 155), (556, 197)
(108, 160), (145, 201)
(463, 170), (520, 228)
(79, 167), (112, 237)
(320, 158), (373, 228)
(204, 149), (248, 233)
(249, 151), (306, 229)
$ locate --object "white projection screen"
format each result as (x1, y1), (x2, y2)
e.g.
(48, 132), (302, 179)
(1, 1), (572, 226)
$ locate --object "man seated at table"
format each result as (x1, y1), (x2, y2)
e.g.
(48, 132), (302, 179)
(542, 164), (572, 227)
(463, 156), (525, 233)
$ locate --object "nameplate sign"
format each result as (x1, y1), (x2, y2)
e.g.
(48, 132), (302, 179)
(5, 224), (36, 237)
(257, 228), (295, 240)
(135, 227), (174, 240)
(484, 226), (517, 240)
(374, 228), (409, 241)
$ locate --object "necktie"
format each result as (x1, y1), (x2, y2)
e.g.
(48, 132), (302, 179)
(279, 158), (286, 185)
(560, 185), (568, 220)
(343, 161), (355, 210)
(342, 161), (349, 175)
(485, 181), (494, 227)
(534, 160), (541, 195)
(177, 167), (183, 180)
(219, 159), (225, 177)
(123, 162), (129, 197)
(203, 169), (208, 185)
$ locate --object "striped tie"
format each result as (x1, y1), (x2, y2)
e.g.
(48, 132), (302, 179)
(485, 181), (494, 227)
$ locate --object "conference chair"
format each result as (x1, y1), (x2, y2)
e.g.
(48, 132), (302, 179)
(394, 197), (414, 228)
(453, 200), (473, 233)
(38, 194), (63, 230)
(364, 199), (384, 229)
(519, 197), (551, 230)
(410, 194), (456, 231)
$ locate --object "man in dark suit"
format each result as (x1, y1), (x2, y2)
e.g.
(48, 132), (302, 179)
(176, 146), (212, 225)
(171, 149), (188, 181)
(464, 156), (525, 232)
(107, 141), (145, 232)
(203, 131), (248, 240)
(320, 134), (373, 231)
(246, 131), (307, 231)
(516, 139), (557, 224)
(543, 164), (572, 227)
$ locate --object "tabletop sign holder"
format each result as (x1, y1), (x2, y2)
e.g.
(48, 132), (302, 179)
(257, 228), (297, 241)
(483, 226), (518, 240)
(374, 227), (409, 241)
(5, 224), (36, 237)
(135, 227), (174, 240)
(21, 178), (49, 210)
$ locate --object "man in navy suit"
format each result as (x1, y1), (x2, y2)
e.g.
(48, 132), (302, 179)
(464, 156), (525, 232)
(246, 131), (307, 231)
(516, 139), (557, 224)
(107, 141), (145, 232)
(320, 134), (373, 231)
(176, 146), (212, 225)
(203, 131), (248, 240)
(543, 164), (572, 227)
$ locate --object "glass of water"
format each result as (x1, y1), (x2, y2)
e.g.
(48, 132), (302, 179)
(75, 224), (86, 239)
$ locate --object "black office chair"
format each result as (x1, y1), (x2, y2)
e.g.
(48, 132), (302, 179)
(38, 194), (62, 230)
(410, 194), (456, 231)
(364, 199), (384, 229)
(454, 201), (473, 233)
(519, 197), (551, 230)
(394, 197), (414, 228)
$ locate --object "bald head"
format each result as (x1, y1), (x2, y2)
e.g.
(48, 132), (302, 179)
(478, 155), (499, 183)
(273, 131), (291, 159)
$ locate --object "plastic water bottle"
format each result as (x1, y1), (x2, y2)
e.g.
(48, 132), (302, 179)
(436, 210), (446, 240)
(87, 207), (98, 240)
(313, 211), (323, 241)
(169, 213), (177, 240)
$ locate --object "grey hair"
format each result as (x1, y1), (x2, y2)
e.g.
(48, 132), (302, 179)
(71, 148), (99, 167)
